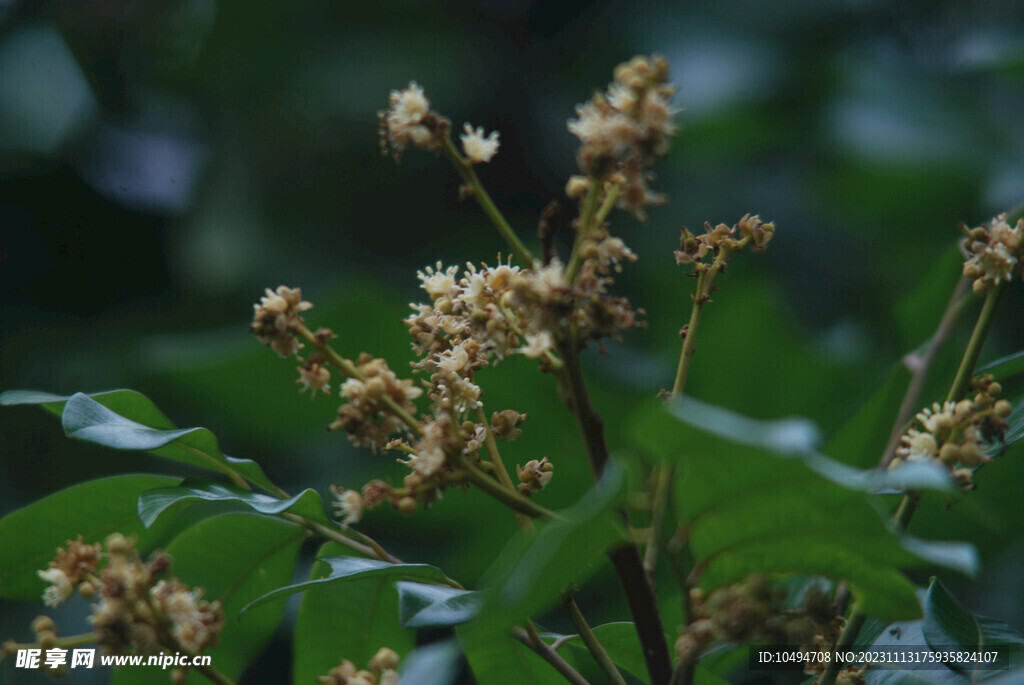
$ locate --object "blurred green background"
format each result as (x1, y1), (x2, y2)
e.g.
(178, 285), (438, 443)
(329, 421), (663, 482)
(2, 0), (1024, 683)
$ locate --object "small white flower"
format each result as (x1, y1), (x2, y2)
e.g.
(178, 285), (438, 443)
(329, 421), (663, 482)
(38, 568), (73, 607)
(460, 124), (500, 164)
(417, 262), (460, 300)
(332, 489), (364, 526)
(388, 82), (430, 127)
(297, 363), (331, 397)
(517, 331), (554, 359)
(437, 345), (469, 374)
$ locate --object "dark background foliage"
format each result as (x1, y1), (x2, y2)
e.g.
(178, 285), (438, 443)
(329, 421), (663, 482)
(2, 1), (1024, 683)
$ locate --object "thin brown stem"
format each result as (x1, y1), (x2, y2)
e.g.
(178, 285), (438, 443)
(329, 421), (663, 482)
(556, 334), (673, 685)
(670, 240), (747, 399)
(566, 181), (602, 284)
(565, 595), (627, 685)
(295, 323), (422, 434)
(879, 277), (972, 468)
(475, 405), (535, 531)
(515, 625), (591, 685)
(643, 462), (673, 584)
(454, 451), (559, 521)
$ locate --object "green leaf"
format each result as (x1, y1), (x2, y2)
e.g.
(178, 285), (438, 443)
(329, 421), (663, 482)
(629, 398), (977, 622)
(0, 474), (182, 601)
(397, 641), (462, 685)
(977, 349), (1024, 380)
(241, 555), (450, 615)
(824, 362), (912, 469)
(138, 479), (330, 528)
(922, 578), (1021, 676)
(893, 243), (964, 350)
(59, 392), (278, 492)
(396, 581), (484, 628)
(464, 460), (627, 647)
(1, 389), (278, 492)
(1003, 393), (1024, 448)
(864, 613), (963, 684)
(922, 579), (982, 675)
(293, 543), (416, 684)
(457, 631), (565, 685)
(557, 622), (647, 681)
(113, 513), (304, 685)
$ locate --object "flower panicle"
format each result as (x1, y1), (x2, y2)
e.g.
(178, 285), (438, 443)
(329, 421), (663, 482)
(961, 213), (1024, 295)
(23, 534), (223, 663)
(568, 54), (678, 219)
(318, 647), (401, 685)
(675, 214), (776, 268)
(890, 374), (1012, 490)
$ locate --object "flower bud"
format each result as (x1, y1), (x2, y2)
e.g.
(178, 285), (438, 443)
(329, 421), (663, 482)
(994, 399), (1012, 418)
(105, 533), (132, 555)
(39, 631), (57, 650)
(31, 615), (55, 635)
(958, 442), (987, 467)
(938, 443), (960, 466)
(370, 647), (400, 671)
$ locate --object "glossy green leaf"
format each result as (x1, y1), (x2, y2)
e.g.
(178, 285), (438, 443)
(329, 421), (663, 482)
(1, 388), (174, 425)
(397, 641), (462, 685)
(1, 389), (278, 492)
(922, 578), (1021, 676)
(0, 474), (181, 601)
(977, 349), (1024, 380)
(457, 630), (565, 685)
(113, 513), (304, 685)
(293, 543), (416, 684)
(59, 392), (278, 492)
(557, 622), (647, 681)
(922, 578), (982, 674)
(138, 479), (329, 528)
(864, 612), (963, 684)
(396, 581), (483, 628)
(629, 399), (978, 622)
(241, 555), (449, 615)
(464, 460), (626, 647)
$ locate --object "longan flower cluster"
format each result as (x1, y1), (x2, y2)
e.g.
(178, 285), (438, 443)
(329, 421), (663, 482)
(890, 378), (1011, 490)
(675, 576), (838, 668)
(675, 214), (776, 268)
(379, 82), (500, 165)
(378, 82), (448, 162)
(961, 213), (1024, 295)
(36, 536), (102, 607)
(567, 55), (678, 218)
(250, 286), (313, 358)
(406, 256), (641, 377)
(318, 647), (401, 685)
(329, 353), (423, 452)
(23, 534), (222, 662)
(332, 409), (538, 519)
(517, 456), (553, 496)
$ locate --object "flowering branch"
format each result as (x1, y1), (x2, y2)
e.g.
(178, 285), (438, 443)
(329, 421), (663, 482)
(821, 212), (1022, 685)
(556, 334), (673, 685)
(294, 323), (423, 434)
(440, 136), (535, 267)
(475, 405), (535, 531)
